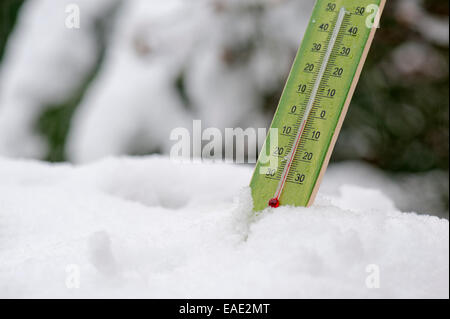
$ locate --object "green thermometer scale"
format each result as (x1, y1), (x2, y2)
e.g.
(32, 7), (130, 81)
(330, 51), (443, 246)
(250, 0), (386, 212)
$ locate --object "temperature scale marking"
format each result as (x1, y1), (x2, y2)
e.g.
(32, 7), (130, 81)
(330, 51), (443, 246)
(250, 0), (386, 212)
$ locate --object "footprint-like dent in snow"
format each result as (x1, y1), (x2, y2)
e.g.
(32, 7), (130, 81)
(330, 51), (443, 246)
(88, 231), (118, 276)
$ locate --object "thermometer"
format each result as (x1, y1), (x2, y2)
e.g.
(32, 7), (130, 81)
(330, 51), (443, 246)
(250, 0), (386, 212)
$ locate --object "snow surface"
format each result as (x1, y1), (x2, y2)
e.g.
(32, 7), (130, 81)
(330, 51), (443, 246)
(0, 156), (448, 298)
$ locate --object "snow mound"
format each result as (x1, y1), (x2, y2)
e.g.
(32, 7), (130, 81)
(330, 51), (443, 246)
(0, 156), (448, 298)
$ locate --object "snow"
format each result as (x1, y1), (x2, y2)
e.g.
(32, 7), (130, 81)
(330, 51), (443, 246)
(322, 161), (449, 217)
(0, 0), (119, 158)
(0, 156), (447, 298)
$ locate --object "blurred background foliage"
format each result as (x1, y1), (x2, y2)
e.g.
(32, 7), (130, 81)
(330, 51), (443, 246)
(1, 0), (116, 162)
(0, 0), (448, 211)
(0, 0), (24, 61)
(338, 0), (449, 173)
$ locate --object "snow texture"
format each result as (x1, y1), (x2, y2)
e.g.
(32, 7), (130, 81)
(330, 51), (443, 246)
(0, 156), (447, 298)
